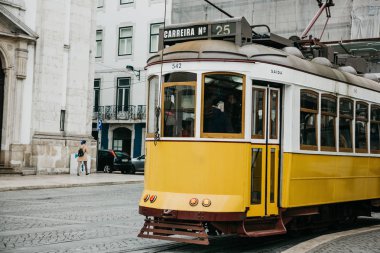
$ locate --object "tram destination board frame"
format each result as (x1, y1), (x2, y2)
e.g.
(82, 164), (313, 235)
(159, 17), (252, 49)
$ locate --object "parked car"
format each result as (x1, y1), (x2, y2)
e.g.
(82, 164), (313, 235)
(131, 155), (145, 173)
(97, 149), (134, 174)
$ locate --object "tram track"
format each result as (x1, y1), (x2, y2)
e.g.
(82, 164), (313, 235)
(115, 215), (380, 253)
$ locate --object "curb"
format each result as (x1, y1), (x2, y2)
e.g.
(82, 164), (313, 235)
(0, 180), (144, 192)
(282, 224), (380, 253)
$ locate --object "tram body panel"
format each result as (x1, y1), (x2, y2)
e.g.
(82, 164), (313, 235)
(281, 152), (380, 208)
(140, 141), (251, 212)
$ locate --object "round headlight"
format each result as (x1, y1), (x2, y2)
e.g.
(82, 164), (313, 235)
(189, 198), (199, 206)
(202, 199), (211, 207)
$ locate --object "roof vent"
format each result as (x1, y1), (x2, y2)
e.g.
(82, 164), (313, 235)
(311, 57), (332, 67)
(338, 66), (357, 75)
(363, 73), (379, 82)
(282, 47), (304, 59)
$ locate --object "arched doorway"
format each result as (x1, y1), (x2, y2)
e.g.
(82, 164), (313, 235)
(113, 127), (132, 155)
(0, 59), (4, 154)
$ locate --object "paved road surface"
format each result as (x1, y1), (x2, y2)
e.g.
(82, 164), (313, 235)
(0, 183), (379, 252)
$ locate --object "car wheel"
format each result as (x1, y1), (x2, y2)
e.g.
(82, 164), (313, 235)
(130, 165), (136, 174)
(104, 165), (112, 173)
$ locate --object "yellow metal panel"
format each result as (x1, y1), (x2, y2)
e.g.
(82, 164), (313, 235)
(145, 141), (250, 212)
(281, 153), (380, 208)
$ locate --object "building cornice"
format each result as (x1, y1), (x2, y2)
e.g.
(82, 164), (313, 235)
(0, 0), (25, 11)
(0, 4), (38, 40)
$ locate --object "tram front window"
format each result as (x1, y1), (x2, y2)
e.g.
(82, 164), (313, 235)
(147, 76), (159, 136)
(163, 85), (196, 137)
(202, 73), (243, 135)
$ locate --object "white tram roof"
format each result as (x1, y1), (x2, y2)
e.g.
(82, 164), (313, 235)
(147, 40), (380, 92)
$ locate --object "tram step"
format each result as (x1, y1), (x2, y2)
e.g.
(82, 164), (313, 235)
(240, 217), (287, 237)
(138, 218), (209, 245)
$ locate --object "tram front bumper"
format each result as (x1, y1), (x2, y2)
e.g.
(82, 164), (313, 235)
(139, 206), (246, 221)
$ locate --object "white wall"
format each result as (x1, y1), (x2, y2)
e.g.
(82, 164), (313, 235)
(95, 0), (166, 108)
(32, 0), (95, 136)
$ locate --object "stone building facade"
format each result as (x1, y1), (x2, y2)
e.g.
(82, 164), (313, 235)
(0, 0), (96, 174)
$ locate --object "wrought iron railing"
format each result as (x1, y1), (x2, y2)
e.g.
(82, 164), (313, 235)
(93, 105), (146, 121)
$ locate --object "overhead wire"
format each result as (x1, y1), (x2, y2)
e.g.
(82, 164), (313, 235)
(94, 61), (148, 88)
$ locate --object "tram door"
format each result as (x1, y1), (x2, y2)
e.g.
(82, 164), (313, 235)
(248, 83), (281, 217)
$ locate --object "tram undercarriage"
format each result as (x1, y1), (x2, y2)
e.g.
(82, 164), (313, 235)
(138, 200), (376, 245)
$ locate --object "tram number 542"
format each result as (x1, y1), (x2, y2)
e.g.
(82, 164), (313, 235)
(172, 63), (182, 69)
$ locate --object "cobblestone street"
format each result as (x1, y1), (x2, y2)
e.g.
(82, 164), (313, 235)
(0, 183), (170, 253)
(0, 183), (379, 253)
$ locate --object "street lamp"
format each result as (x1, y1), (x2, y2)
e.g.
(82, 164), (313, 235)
(126, 65), (140, 80)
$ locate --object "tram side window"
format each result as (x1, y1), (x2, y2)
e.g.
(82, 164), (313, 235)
(370, 105), (380, 153)
(300, 90), (318, 150)
(147, 76), (159, 136)
(252, 88), (266, 139)
(163, 84), (196, 137)
(202, 73), (243, 136)
(321, 95), (337, 151)
(339, 98), (353, 151)
(355, 102), (368, 152)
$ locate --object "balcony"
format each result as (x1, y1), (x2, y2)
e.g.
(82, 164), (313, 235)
(93, 105), (146, 121)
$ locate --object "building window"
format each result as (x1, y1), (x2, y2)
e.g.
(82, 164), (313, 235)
(252, 88), (266, 139)
(202, 73), (244, 138)
(118, 27), (133, 56)
(370, 105), (380, 153)
(321, 95), (336, 151)
(300, 90), (318, 150)
(120, 0), (134, 4)
(117, 78), (130, 113)
(97, 0), (104, 8)
(150, 23), (163, 53)
(339, 98), (353, 152)
(60, 110), (65, 131)
(94, 79), (100, 113)
(96, 30), (103, 58)
(355, 102), (368, 153)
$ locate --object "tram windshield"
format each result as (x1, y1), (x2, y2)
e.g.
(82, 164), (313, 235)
(162, 72), (197, 137)
(202, 73), (243, 135)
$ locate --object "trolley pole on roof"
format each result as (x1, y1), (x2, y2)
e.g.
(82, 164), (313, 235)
(300, 0), (334, 39)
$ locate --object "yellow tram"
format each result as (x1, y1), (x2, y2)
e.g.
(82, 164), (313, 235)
(138, 17), (380, 245)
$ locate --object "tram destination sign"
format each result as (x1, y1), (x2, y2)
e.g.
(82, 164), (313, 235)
(164, 25), (208, 40)
(163, 22), (237, 40)
(159, 17), (252, 49)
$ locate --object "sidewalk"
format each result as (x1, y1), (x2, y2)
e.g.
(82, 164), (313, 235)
(0, 172), (144, 192)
